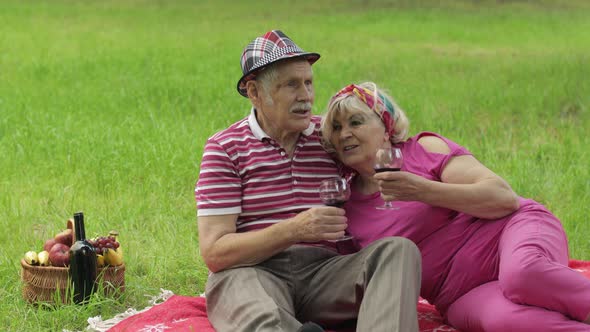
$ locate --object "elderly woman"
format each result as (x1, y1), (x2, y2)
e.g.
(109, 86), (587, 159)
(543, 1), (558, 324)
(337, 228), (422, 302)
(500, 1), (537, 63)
(320, 82), (590, 331)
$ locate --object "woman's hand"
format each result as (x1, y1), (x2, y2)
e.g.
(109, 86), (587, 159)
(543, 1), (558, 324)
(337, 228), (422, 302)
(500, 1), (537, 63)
(374, 171), (431, 202)
(371, 135), (520, 219)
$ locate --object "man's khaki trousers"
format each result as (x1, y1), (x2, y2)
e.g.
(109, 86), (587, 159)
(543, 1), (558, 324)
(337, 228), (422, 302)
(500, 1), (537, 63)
(205, 237), (421, 332)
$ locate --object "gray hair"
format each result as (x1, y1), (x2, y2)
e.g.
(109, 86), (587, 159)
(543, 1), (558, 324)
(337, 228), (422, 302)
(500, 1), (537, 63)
(256, 63), (279, 95)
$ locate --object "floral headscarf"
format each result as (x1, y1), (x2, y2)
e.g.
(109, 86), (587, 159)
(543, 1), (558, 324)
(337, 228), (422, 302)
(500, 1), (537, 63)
(330, 84), (397, 138)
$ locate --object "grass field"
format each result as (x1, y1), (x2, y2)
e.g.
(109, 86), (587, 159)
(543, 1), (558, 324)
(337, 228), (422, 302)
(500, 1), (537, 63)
(1, 1), (589, 330)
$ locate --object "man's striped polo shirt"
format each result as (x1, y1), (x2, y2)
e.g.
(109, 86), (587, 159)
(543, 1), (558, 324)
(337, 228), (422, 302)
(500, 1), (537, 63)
(195, 108), (339, 232)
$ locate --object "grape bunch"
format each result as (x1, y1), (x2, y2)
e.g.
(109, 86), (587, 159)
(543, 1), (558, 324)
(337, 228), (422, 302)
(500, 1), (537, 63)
(89, 236), (120, 255)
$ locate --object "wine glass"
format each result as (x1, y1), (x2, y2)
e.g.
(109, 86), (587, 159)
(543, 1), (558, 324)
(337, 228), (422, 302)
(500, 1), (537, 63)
(319, 177), (351, 208)
(373, 147), (403, 210)
(318, 178), (357, 254)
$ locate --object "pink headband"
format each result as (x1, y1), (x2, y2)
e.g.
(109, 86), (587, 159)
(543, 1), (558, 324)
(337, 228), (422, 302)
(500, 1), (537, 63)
(330, 84), (396, 137)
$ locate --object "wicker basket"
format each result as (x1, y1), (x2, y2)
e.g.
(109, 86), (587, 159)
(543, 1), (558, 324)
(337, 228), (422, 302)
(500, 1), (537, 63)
(21, 219), (125, 304)
(21, 259), (125, 304)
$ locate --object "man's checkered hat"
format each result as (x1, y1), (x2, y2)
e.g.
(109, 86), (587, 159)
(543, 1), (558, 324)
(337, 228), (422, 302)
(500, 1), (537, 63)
(237, 30), (320, 97)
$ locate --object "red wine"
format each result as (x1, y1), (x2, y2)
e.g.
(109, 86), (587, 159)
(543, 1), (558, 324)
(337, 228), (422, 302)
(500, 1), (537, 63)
(374, 167), (401, 173)
(324, 199), (347, 208)
(69, 212), (98, 304)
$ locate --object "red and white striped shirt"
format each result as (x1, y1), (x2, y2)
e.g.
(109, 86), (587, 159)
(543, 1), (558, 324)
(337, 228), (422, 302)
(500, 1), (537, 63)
(195, 108), (339, 232)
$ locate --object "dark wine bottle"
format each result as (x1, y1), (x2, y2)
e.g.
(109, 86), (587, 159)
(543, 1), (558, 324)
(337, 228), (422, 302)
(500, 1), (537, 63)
(69, 212), (98, 304)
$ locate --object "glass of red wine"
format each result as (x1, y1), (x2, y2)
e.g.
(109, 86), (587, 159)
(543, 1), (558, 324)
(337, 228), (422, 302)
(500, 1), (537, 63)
(319, 177), (351, 208)
(319, 178), (357, 254)
(374, 147), (403, 210)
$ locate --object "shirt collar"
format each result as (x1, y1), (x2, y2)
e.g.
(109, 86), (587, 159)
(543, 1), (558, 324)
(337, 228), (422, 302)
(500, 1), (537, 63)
(248, 107), (316, 141)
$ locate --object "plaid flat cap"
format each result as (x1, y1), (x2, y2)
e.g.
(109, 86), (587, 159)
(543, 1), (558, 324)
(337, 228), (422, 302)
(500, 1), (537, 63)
(237, 30), (320, 97)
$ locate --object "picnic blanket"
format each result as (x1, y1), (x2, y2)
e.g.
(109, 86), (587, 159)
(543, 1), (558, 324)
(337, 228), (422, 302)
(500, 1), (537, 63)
(87, 259), (590, 332)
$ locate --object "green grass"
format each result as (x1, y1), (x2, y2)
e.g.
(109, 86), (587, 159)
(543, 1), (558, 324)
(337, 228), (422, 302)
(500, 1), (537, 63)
(1, 0), (589, 330)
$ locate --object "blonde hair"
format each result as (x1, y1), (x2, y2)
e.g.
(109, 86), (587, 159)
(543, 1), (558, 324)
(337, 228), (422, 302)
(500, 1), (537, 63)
(321, 82), (409, 153)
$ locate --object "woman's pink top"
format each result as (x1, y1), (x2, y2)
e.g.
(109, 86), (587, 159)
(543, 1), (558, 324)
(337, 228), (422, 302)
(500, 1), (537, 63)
(344, 132), (549, 314)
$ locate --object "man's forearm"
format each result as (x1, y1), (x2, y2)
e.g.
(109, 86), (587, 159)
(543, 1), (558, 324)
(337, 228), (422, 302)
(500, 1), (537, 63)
(204, 221), (297, 272)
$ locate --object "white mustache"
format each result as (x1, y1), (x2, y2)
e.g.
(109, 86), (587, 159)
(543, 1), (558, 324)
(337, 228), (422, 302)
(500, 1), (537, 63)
(290, 103), (312, 112)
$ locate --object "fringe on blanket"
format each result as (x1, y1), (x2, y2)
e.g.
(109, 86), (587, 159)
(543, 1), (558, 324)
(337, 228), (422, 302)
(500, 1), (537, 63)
(84, 289), (175, 332)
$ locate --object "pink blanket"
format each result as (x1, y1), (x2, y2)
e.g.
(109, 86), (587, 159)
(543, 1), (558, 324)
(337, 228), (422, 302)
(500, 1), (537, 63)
(107, 260), (590, 332)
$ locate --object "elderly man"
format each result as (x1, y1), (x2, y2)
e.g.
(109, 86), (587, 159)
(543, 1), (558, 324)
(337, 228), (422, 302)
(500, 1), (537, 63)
(195, 30), (421, 332)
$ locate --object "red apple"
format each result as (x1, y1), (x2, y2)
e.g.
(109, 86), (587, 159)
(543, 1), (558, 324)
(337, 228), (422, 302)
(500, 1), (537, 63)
(54, 229), (73, 247)
(43, 238), (57, 252)
(49, 243), (70, 267)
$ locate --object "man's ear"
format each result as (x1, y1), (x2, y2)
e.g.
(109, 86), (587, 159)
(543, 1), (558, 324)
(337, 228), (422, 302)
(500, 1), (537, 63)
(246, 81), (262, 108)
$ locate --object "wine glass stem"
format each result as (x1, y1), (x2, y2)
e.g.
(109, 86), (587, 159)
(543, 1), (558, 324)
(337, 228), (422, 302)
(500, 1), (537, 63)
(384, 201), (393, 208)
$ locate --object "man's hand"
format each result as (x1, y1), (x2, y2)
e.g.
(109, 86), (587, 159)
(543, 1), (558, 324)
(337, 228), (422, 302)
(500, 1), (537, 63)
(289, 206), (348, 242)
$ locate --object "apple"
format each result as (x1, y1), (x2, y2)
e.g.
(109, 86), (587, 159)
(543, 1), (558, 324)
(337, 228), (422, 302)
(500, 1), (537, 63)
(54, 229), (73, 247)
(49, 243), (70, 267)
(43, 238), (57, 252)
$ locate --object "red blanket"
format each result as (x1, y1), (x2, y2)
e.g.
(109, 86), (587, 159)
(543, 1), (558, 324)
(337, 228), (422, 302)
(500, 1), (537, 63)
(106, 260), (590, 332)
